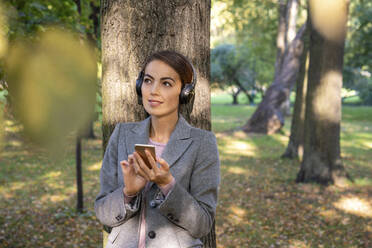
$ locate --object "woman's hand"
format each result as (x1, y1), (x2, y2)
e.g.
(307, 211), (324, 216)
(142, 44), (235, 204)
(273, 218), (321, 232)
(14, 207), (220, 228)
(133, 150), (174, 187)
(120, 155), (147, 196)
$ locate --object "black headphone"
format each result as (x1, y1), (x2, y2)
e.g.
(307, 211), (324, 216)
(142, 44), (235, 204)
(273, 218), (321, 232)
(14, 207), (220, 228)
(135, 59), (197, 105)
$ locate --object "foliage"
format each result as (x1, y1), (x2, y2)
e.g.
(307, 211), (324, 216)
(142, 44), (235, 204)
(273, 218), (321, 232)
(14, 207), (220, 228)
(1, 0), (101, 115)
(4, 0), (99, 41)
(211, 44), (250, 82)
(345, 0), (371, 73)
(211, 0), (281, 86)
(343, 0), (372, 100)
(355, 71), (372, 105)
(211, 44), (258, 99)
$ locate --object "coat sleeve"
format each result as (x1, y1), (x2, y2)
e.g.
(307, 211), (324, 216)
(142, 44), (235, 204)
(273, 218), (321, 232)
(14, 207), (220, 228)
(158, 131), (220, 238)
(94, 123), (142, 227)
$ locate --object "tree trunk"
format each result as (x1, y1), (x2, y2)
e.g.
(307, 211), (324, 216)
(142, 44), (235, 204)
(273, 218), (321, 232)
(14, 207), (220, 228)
(285, 0), (298, 46)
(282, 20), (309, 159)
(231, 87), (241, 105)
(273, 0), (288, 79)
(100, 0), (214, 247)
(242, 0), (301, 134)
(89, 0), (100, 42)
(75, 136), (83, 213)
(242, 23), (306, 134)
(246, 93), (255, 105)
(296, 0), (351, 185)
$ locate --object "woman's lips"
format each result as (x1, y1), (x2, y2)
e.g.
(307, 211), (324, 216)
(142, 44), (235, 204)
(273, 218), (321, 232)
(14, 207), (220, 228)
(148, 100), (163, 107)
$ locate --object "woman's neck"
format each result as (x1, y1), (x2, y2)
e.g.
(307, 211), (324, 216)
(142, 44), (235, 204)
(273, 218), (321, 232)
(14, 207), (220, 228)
(149, 113), (179, 144)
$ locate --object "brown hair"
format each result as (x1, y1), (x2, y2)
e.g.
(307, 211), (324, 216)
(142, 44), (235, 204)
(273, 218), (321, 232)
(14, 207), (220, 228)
(141, 50), (194, 87)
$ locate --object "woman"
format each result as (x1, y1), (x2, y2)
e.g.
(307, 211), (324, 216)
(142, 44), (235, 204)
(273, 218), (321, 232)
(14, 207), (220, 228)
(95, 50), (220, 248)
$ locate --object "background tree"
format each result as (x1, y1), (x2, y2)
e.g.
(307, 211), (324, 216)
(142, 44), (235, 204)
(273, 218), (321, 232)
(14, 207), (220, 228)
(242, 0), (306, 134)
(296, 0), (351, 185)
(211, 0), (284, 100)
(282, 18), (309, 160)
(210, 44), (258, 105)
(100, 0), (215, 247)
(242, 23), (306, 134)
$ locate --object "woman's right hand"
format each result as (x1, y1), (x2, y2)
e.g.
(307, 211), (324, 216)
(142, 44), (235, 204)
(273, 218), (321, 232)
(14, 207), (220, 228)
(120, 154), (147, 196)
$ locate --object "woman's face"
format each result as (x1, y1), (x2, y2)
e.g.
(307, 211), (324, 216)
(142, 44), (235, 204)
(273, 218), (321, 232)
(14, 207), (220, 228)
(141, 59), (182, 118)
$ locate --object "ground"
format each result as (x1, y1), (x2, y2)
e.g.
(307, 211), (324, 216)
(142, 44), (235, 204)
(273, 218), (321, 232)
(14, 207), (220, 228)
(0, 95), (371, 247)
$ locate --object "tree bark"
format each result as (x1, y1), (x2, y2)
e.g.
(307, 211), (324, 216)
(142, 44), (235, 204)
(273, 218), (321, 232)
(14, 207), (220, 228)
(242, 24), (306, 134)
(282, 20), (309, 159)
(296, 0), (351, 185)
(100, 0), (214, 247)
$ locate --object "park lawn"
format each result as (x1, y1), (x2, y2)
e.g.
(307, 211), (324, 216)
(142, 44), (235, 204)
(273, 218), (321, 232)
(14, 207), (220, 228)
(1, 103), (371, 248)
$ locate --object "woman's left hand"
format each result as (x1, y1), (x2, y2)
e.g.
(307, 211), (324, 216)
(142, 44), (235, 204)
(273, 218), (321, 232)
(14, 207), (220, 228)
(133, 150), (174, 187)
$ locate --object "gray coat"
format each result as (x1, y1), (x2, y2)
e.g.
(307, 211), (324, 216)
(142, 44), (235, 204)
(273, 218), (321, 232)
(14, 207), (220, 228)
(94, 115), (220, 248)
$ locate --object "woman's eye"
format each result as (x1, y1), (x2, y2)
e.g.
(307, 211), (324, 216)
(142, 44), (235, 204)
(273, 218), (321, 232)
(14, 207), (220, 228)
(143, 78), (151, 84)
(163, 81), (172, 87)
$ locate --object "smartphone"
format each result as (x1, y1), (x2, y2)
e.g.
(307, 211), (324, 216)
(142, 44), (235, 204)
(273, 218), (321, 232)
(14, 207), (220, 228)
(134, 144), (156, 169)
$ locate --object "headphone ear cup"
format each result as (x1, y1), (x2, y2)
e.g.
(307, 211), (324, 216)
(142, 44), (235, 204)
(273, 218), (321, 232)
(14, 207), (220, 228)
(136, 71), (144, 97)
(136, 71), (144, 105)
(180, 84), (195, 104)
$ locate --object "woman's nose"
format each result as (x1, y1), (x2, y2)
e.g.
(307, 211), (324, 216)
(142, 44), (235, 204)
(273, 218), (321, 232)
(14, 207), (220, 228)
(150, 81), (160, 94)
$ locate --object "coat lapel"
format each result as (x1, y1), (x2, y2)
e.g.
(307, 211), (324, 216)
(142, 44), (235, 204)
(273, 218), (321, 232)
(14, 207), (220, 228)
(125, 116), (151, 157)
(160, 115), (193, 169)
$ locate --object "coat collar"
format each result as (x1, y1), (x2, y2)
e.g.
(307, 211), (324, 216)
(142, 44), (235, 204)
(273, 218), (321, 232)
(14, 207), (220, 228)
(125, 114), (193, 169)
(131, 114), (191, 141)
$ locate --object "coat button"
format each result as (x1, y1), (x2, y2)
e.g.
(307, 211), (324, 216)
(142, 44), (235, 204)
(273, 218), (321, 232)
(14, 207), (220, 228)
(150, 200), (157, 208)
(148, 230), (156, 239)
(115, 214), (123, 221)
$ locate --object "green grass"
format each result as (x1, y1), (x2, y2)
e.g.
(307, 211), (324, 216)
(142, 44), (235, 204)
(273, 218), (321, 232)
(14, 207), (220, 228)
(0, 95), (371, 248)
(211, 91), (297, 106)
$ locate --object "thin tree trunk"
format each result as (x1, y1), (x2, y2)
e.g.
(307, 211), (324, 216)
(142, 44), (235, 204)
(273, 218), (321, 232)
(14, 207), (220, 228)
(231, 87), (241, 105)
(89, 0), (100, 41)
(274, 0), (288, 80)
(296, 0), (351, 185)
(101, 0), (214, 246)
(76, 136), (83, 213)
(73, 0), (97, 140)
(285, 0), (298, 45)
(246, 93), (254, 105)
(280, 0), (299, 117)
(73, 0), (82, 15)
(73, 0), (86, 213)
(242, 24), (306, 134)
(282, 20), (309, 159)
(84, 0), (100, 139)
